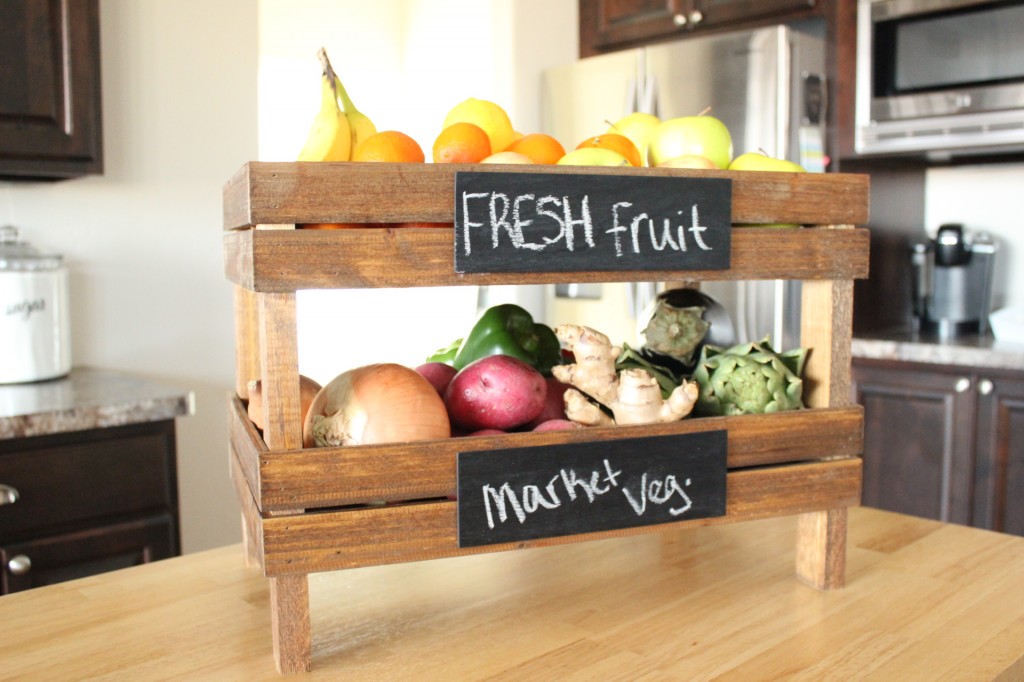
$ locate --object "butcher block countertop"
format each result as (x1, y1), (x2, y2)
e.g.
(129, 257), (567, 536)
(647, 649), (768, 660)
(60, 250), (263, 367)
(1, 507), (1022, 680)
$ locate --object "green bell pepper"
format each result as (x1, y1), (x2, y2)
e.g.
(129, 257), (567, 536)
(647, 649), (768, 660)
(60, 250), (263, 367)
(449, 303), (562, 375)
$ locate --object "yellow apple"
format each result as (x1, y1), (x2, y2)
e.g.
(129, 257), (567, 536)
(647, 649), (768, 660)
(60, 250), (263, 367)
(607, 112), (660, 166)
(656, 154), (718, 169)
(556, 148), (631, 167)
(647, 113), (733, 169)
(728, 151), (806, 173)
(480, 151), (533, 164)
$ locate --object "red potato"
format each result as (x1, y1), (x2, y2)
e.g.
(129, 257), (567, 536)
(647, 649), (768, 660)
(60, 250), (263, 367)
(415, 362), (458, 396)
(444, 355), (547, 432)
(532, 419), (582, 432)
(523, 377), (571, 430)
(464, 428), (506, 436)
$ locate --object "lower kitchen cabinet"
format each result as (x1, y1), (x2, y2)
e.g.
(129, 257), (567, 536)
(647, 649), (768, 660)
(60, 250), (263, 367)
(0, 421), (180, 594)
(851, 358), (1024, 535)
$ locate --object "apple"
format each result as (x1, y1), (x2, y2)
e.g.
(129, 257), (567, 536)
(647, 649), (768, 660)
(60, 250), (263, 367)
(556, 147), (631, 167)
(646, 113), (733, 169)
(728, 150), (806, 173)
(481, 151), (533, 164)
(728, 151), (806, 228)
(656, 154), (718, 170)
(607, 112), (660, 165)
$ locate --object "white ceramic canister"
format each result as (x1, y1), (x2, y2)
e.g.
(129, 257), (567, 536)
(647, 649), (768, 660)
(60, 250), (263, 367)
(0, 226), (71, 383)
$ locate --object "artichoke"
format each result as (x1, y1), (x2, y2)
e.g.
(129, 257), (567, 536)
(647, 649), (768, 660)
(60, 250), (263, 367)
(642, 298), (709, 365)
(692, 336), (807, 416)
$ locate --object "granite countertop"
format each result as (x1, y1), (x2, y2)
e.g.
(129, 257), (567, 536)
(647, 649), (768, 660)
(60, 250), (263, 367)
(0, 367), (193, 440)
(852, 327), (1024, 372)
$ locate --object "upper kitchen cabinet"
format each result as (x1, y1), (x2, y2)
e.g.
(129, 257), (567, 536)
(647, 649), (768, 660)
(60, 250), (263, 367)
(0, 0), (103, 180)
(580, 0), (818, 56)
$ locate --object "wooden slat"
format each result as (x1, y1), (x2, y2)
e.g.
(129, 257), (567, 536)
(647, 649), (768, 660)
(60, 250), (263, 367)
(222, 162), (870, 229)
(257, 457), (862, 576)
(224, 225), (870, 292)
(225, 397), (863, 511)
(256, 292), (303, 451)
(801, 278), (855, 409)
(232, 285), (259, 398)
(796, 507), (849, 590)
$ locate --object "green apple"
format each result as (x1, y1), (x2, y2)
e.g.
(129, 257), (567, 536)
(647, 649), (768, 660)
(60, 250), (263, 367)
(556, 147), (631, 167)
(647, 113), (733, 169)
(728, 150), (806, 173)
(656, 154), (718, 170)
(607, 112), (660, 166)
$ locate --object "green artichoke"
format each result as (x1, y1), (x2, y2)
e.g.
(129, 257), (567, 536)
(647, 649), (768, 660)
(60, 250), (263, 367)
(642, 298), (709, 365)
(692, 336), (807, 416)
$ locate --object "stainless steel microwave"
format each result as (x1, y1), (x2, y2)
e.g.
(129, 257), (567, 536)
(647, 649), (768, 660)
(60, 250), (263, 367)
(856, 0), (1024, 157)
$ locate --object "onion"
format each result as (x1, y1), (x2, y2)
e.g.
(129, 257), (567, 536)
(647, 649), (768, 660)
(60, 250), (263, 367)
(247, 375), (323, 431)
(302, 363), (451, 447)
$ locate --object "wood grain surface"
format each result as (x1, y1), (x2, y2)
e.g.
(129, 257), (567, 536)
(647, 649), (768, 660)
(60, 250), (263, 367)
(222, 162), (870, 229)
(1, 507), (1021, 680)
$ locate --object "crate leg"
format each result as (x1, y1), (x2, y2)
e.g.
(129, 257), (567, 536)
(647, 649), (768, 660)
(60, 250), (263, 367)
(795, 507), (848, 590)
(270, 574), (311, 674)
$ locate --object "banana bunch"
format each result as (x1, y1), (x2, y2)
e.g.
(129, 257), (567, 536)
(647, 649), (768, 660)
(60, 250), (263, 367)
(297, 48), (377, 161)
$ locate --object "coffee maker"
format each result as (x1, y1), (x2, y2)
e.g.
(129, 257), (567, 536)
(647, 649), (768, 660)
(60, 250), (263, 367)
(911, 224), (999, 338)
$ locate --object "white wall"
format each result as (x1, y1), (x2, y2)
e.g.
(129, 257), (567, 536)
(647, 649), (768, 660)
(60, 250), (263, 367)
(0, 0), (258, 553)
(925, 162), (1024, 314)
(0, 0), (577, 553)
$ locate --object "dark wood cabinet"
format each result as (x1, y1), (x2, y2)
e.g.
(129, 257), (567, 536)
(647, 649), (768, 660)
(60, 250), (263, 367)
(0, 0), (103, 179)
(580, 0), (818, 56)
(852, 358), (1024, 535)
(0, 421), (180, 594)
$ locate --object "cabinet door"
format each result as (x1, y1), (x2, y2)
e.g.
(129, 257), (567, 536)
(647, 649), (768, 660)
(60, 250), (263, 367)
(582, 0), (687, 52)
(852, 360), (975, 524)
(694, 0), (816, 29)
(973, 372), (1024, 535)
(0, 514), (176, 594)
(0, 0), (103, 179)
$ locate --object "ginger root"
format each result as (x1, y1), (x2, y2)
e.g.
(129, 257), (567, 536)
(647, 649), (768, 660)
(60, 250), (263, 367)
(552, 324), (698, 426)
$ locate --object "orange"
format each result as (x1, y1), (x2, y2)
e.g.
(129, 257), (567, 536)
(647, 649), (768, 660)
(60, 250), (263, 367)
(351, 130), (425, 163)
(505, 133), (566, 164)
(432, 122), (492, 163)
(575, 133), (642, 167)
(442, 98), (516, 154)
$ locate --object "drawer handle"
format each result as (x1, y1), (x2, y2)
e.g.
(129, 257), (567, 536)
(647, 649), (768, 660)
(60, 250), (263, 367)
(673, 13), (687, 26)
(689, 9), (704, 25)
(955, 377), (971, 393)
(0, 484), (18, 506)
(8, 555), (31, 576)
(978, 379), (994, 395)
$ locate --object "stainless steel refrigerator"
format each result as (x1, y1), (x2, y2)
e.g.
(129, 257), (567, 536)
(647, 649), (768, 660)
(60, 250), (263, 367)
(540, 23), (827, 351)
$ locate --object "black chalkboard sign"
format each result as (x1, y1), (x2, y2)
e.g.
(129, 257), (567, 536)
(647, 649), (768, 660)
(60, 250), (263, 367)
(456, 430), (727, 548)
(453, 171), (732, 274)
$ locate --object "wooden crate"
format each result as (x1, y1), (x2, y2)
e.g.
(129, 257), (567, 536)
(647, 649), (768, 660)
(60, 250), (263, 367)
(223, 161), (869, 674)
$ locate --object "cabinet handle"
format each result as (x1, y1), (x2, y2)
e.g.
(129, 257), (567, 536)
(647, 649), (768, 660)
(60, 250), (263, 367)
(955, 377), (971, 393)
(689, 9), (704, 25)
(0, 484), (18, 506)
(7, 555), (31, 576)
(978, 379), (994, 395)
(673, 13), (687, 26)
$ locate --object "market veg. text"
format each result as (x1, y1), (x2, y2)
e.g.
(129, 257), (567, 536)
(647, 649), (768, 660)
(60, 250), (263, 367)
(481, 458), (694, 530)
(459, 191), (714, 258)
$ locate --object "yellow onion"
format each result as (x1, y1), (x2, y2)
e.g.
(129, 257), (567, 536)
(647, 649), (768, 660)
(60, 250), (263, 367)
(247, 375), (322, 432)
(302, 363), (451, 447)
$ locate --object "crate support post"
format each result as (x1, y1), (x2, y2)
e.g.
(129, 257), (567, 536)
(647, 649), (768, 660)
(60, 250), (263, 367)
(257, 289), (312, 673)
(796, 269), (857, 590)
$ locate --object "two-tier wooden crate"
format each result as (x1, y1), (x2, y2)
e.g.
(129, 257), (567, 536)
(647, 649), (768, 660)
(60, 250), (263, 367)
(223, 162), (869, 673)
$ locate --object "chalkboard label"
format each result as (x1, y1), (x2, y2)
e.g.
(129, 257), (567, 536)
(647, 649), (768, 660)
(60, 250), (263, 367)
(456, 431), (727, 548)
(453, 171), (732, 273)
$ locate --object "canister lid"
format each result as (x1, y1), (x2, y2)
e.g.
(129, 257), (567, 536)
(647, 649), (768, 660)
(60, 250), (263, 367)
(0, 226), (63, 271)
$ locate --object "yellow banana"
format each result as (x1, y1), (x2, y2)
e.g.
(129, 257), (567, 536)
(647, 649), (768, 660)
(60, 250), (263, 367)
(296, 49), (351, 162)
(334, 72), (377, 155)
